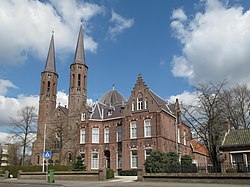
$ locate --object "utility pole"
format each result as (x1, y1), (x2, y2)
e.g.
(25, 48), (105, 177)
(175, 99), (180, 159)
(42, 124), (46, 172)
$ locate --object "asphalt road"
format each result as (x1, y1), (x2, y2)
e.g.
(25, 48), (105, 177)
(0, 177), (249, 187)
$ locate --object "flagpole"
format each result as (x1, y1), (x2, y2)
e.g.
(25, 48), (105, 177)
(42, 124), (47, 172)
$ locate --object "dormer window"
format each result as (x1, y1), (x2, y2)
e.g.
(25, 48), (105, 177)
(137, 97), (143, 110)
(108, 110), (112, 116)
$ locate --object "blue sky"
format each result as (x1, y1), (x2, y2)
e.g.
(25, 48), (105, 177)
(1, 0), (250, 140)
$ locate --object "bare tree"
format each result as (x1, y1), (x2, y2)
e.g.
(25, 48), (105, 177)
(46, 122), (77, 165)
(222, 84), (250, 129)
(181, 81), (226, 172)
(8, 143), (21, 165)
(9, 106), (37, 165)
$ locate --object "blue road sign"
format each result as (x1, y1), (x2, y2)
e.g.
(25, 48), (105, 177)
(44, 151), (52, 159)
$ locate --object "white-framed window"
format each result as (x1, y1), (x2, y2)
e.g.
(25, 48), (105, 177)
(144, 98), (148, 109)
(91, 152), (99, 169)
(145, 149), (152, 160)
(131, 150), (138, 169)
(117, 151), (122, 169)
(92, 128), (99, 143)
(177, 128), (180, 143)
(80, 128), (85, 144)
(137, 98), (143, 110)
(104, 128), (109, 143)
(117, 126), (122, 142)
(130, 121), (137, 139)
(81, 112), (86, 121)
(183, 131), (187, 145)
(144, 119), (152, 137)
(132, 102), (136, 111)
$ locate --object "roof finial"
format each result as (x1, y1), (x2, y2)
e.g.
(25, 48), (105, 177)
(52, 28), (54, 35)
(112, 84), (115, 90)
(138, 73), (142, 78)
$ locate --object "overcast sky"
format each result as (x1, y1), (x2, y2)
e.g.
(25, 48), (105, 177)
(0, 0), (250, 142)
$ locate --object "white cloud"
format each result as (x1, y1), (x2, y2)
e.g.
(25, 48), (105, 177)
(0, 132), (10, 143)
(0, 79), (17, 96)
(172, 8), (187, 21)
(56, 91), (68, 107)
(168, 91), (198, 106)
(0, 94), (39, 127)
(171, 0), (250, 86)
(0, 0), (104, 65)
(107, 10), (134, 40)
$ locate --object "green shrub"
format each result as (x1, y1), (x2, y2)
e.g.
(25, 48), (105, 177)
(73, 156), (86, 171)
(119, 170), (137, 176)
(145, 151), (180, 173)
(226, 167), (237, 173)
(106, 168), (114, 179)
(2, 165), (73, 178)
(181, 155), (193, 165)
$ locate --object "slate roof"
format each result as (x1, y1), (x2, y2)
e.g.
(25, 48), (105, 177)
(221, 128), (250, 147)
(148, 89), (173, 115)
(44, 34), (56, 73)
(73, 24), (85, 64)
(90, 88), (126, 121)
(99, 88), (126, 106)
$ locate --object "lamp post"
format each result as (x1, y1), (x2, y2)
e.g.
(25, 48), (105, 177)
(42, 123), (47, 172)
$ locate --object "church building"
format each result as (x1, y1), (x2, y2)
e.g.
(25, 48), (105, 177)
(31, 24), (192, 172)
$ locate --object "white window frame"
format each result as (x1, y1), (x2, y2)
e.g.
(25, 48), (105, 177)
(80, 128), (85, 144)
(92, 128), (99, 143)
(183, 131), (187, 145)
(144, 99), (148, 109)
(145, 148), (152, 160)
(144, 119), (152, 137)
(117, 126), (122, 142)
(137, 98), (143, 110)
(132, 102), (135, 111)
(130, 121), (137, 139)
(130, 150), (138, 169)
(104, 128), (109, 143)
(177, 128), (180, 143)
(91, 152), (99, 169)
(117, 151), (122, 169)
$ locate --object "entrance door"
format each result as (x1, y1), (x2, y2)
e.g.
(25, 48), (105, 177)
(104, 150), (110, 168)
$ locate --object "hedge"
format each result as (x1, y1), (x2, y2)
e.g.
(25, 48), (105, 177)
(119, 170), (137, 176)
(106, 168), (114, 179)
(2, 165), (72, 178)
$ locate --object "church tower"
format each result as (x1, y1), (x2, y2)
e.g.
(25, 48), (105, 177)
(68, 24), (88, 117)
(37, 34), (58, 139)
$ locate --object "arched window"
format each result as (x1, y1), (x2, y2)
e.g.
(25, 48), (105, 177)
(137, 93), (143, 110)
(36, 154), (40, 165)
(67, 152), (72, 162)
(144, 97), (148, 109)
(78, 74), (81, 87)
(72, 74), (75, 87)
(132, 100), (136, 111)
(47, 81), (50, 95)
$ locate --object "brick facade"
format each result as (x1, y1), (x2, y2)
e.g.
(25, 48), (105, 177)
(32, 25), (200, 172)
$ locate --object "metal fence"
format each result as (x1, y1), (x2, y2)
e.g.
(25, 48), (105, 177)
(146, 163), (250, 173)
(191, 163), (250, 173)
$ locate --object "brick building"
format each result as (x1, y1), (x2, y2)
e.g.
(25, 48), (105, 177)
(31, 24), (193, 172)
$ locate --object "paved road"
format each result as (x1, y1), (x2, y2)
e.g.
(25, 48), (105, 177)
(0, 177), (249, 187)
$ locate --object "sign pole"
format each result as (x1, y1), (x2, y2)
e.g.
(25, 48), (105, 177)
(42, 124), (46, 172)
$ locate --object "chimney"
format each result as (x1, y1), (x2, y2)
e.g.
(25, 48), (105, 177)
(223, 121), (231, 133)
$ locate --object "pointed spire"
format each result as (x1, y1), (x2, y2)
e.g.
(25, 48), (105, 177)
(44, 33), (56, 73)
(74, 24), (85, 64)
